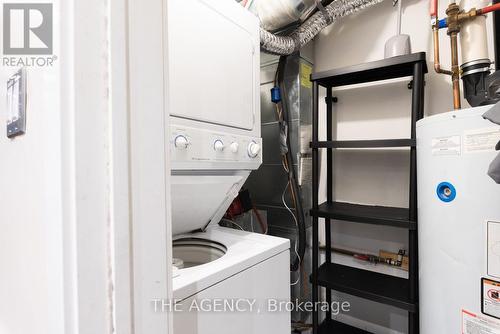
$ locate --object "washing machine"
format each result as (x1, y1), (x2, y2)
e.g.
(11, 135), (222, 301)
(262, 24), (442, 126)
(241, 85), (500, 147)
(166, 0), (291, 333)
(172, 227), (290, 334)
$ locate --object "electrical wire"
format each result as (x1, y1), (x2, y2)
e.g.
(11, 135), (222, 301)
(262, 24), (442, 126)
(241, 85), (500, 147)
(282, 165), (303, 285)
(282, 180), (302, 286)
(291, 270), (301, 286)
(283, 158), (299, 211)
(275, 56), (307, 273)
(275, 65), (300, 275)
(280, 133), (303, 281)
(276, 69), (299, 241)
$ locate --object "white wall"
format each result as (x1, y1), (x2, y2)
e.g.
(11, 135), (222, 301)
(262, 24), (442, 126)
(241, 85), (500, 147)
(0, 0), (115, 332)
(127, 0), (173, 332)
(0, 0), (172, 333)
(72, 0), (115, 331)
(313, 0), (496, 332)
(315, 0), (495, 115)
(0, 1), (65, 333)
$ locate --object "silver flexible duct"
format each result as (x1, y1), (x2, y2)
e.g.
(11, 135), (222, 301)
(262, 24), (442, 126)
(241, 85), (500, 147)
(260, 0), (385, 55)
(250, 0), (317, 31)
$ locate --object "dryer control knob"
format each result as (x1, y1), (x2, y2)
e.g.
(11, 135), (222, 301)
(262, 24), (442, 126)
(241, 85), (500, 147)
(230, 142), (239, 153)
(214, 140), (225, 152)
(247, 142), (261, 158)
(174, 135), (190, 149)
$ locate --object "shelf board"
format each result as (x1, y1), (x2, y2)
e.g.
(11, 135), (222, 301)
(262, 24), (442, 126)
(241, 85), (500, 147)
(328, 251), (409, 279)
(319, 319), (372, 334)
(313, 263), (417, 312)
(311, 139), (415, 149)
(311, 52), (428, 87)
(311, 202), (416, 229)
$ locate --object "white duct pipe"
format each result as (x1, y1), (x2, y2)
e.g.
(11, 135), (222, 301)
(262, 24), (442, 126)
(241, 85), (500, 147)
(397, 0), (402, 35)
(250, 0), (317, 31)
(260, 0), (385, 54)
(460, 0), (490, 65)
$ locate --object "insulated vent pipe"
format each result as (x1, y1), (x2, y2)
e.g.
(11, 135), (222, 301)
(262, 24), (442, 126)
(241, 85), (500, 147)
(249, 0), (318, 31)
(259, 0), (385, 55)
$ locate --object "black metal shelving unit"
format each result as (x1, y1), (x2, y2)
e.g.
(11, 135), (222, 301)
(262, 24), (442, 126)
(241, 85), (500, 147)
(310, 53), (427, 334)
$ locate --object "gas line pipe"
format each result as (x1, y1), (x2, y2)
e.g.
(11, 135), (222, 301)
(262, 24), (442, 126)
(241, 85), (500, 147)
(431, 0), (500, 109)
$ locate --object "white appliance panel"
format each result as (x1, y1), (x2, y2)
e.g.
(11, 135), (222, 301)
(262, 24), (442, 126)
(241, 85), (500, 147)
(417, 106), (500, 334)
(171, 173), (249, 235)
(167, 0), (259, 131)
(170, 124), (262, 171)
(174, 251), (290, 334)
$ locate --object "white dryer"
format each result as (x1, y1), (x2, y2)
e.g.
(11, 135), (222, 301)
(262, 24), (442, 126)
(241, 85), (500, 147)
(167, 0), (262, 236)
(165, 0), (291, 333)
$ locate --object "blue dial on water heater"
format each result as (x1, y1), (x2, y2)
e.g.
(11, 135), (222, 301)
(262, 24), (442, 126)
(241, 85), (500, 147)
(436, 182), (457, 202)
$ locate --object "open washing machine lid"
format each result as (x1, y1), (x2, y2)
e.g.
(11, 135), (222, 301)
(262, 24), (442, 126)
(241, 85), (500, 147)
(171, 172), (250, 236)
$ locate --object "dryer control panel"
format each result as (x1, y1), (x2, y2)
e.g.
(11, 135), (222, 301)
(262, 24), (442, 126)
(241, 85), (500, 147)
(170, 125), (262, 170)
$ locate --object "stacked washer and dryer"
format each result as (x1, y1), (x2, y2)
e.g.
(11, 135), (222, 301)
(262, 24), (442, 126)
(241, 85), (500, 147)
(165, 1), (291, 333)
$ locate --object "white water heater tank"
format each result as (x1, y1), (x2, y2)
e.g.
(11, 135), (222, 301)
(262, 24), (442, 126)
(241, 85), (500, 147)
(417, 106), (500, 334)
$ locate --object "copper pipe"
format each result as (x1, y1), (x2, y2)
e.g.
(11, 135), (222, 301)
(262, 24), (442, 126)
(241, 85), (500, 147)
(430, 0), (438, 17)
(477, 2), (500, 15)
(450, 32), (461, 109)
(431, 1), (491, 110)
(430, 0), (453, 75)
(433, 27), (453, 75)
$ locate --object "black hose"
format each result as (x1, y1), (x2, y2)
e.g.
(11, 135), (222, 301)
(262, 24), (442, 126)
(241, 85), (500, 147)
(276, 56), (307, 272)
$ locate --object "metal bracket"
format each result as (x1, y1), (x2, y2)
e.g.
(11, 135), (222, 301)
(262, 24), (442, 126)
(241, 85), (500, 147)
(315, 0), (332, 24)
(325, 96), (338, 104)
(408, 80), (426, 89)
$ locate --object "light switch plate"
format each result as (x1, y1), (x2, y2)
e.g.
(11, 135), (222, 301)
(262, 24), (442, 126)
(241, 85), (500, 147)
(6, 68), (26, 138)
